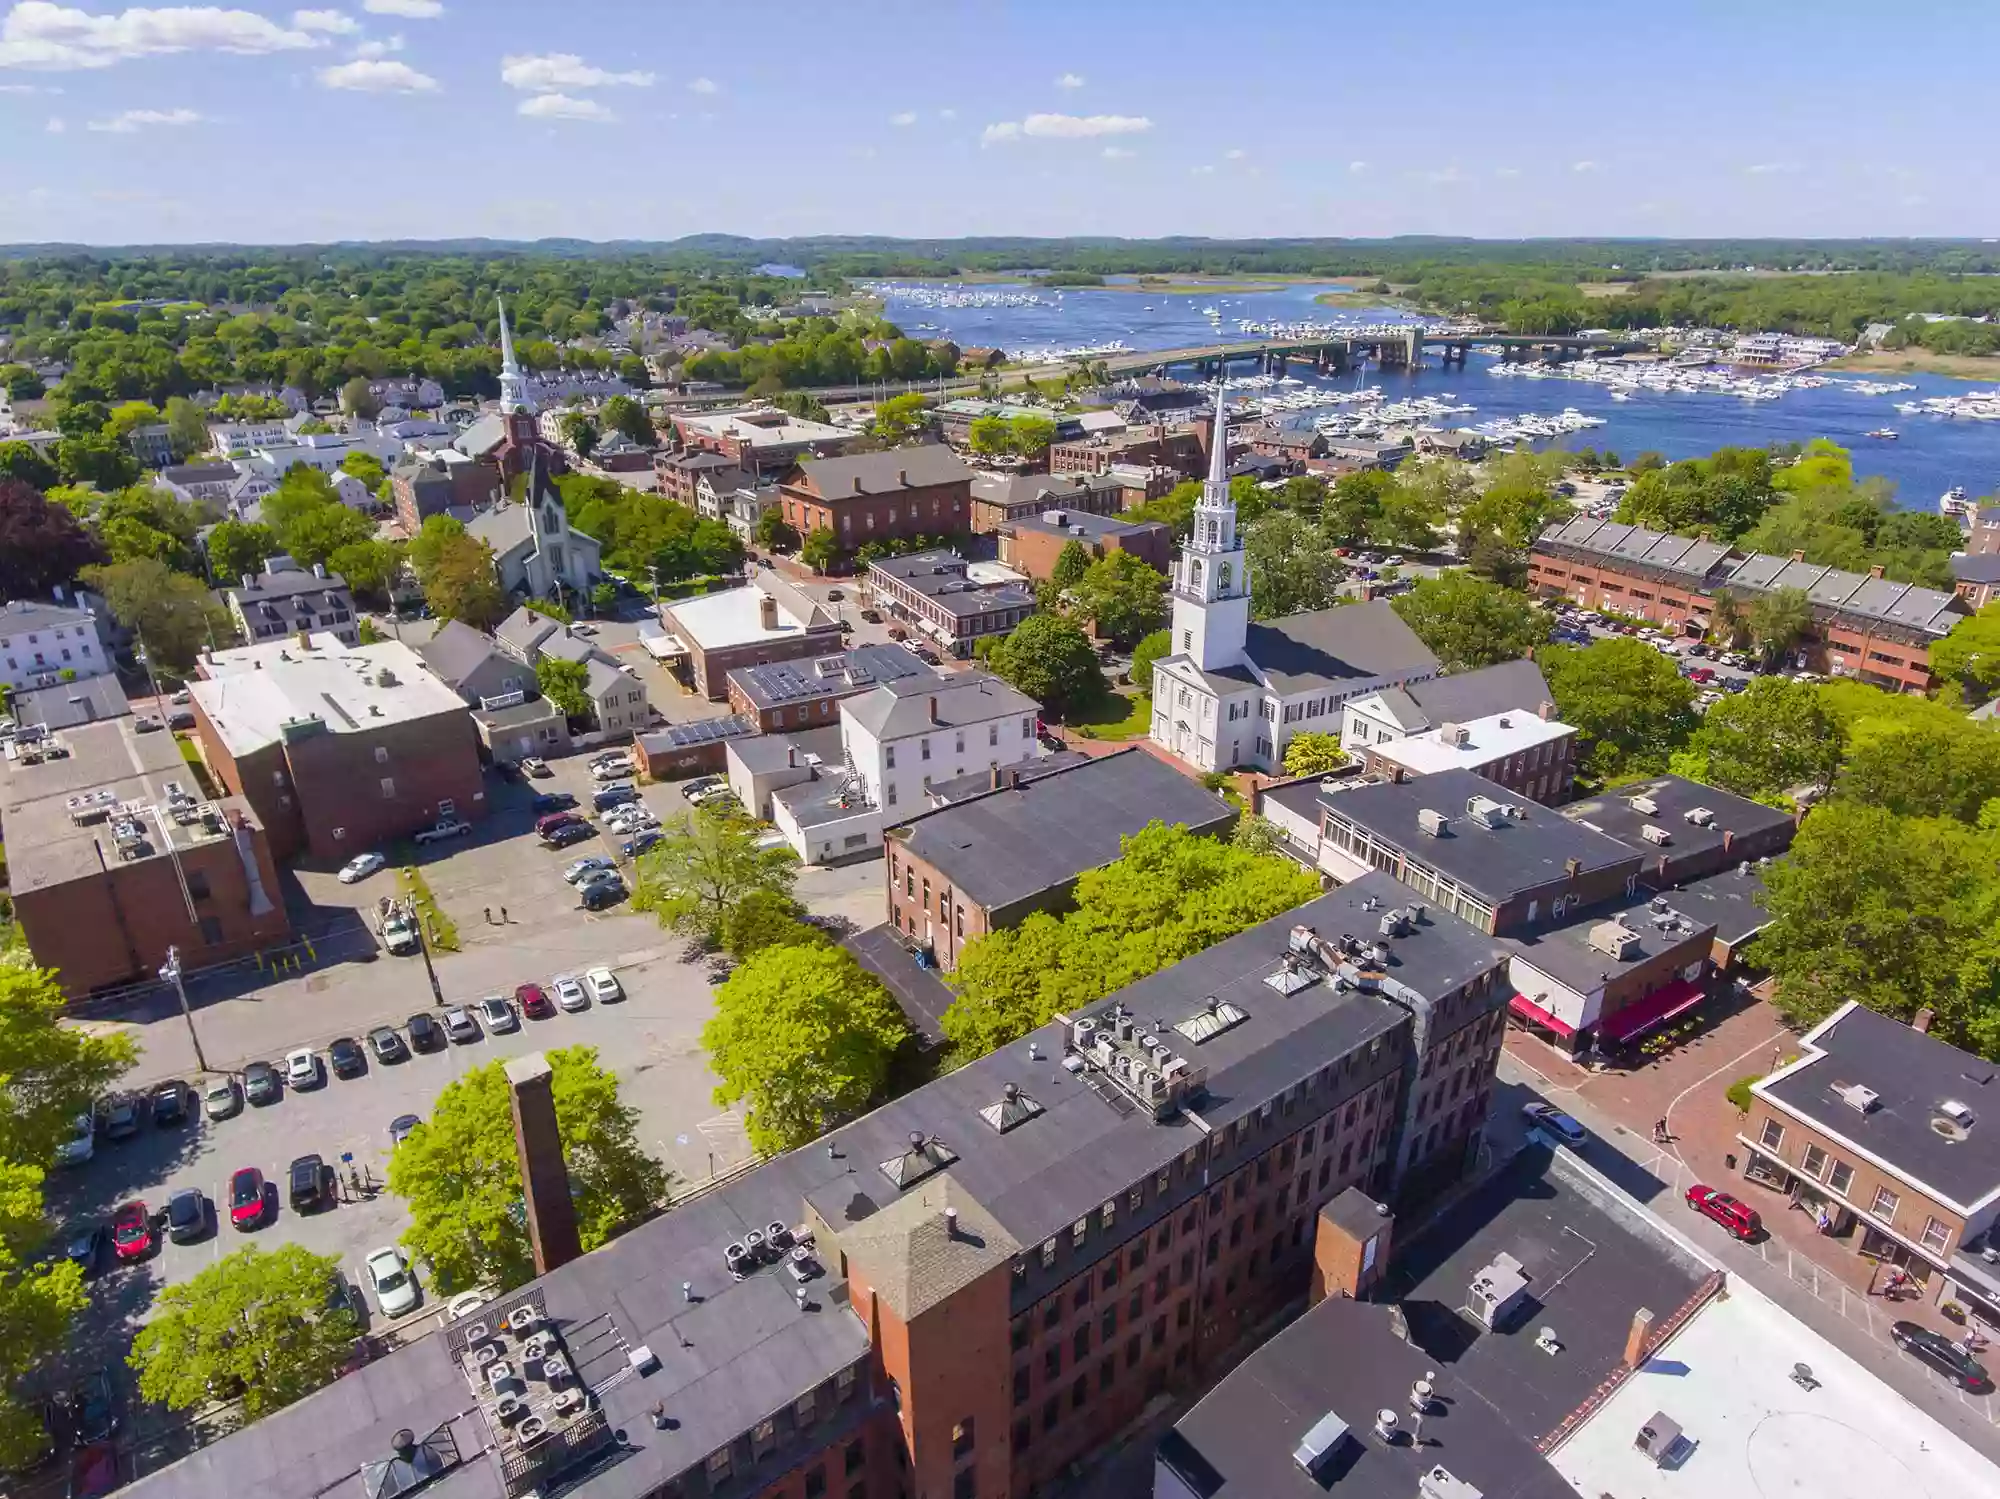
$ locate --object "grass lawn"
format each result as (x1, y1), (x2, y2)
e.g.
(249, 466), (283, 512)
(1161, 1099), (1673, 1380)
(395, 863), (460, 952)
(1069, 691), (1152, 741)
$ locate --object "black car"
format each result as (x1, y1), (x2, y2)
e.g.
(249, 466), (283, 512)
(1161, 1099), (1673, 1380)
(1891, 1320), (1990, 1390)
(368, 1026), (407, 1064)
(64, 1371), (117, 1444)
(405, 1013), (444, 1053)
(289, 1155), (329, 1212)
(243, 1060), (280, 1106)
(389, 1113), (422, 1146)
(580, 878), (627, 911)
(165, 1188), (209, 1243)
(530, 791), (576, 815)
(591, 783), (638, 812)
(62, 1222), (108, 1274)
(544, 821), (594, 849)
(150, 1080), (187, 1127)
(327, 1037), (366, 1079)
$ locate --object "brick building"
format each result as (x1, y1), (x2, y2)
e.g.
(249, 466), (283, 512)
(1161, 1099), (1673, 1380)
(1529, 517), (1966, 693)
(389, 449), (498, 532)
(656, 449), (749, 507)
(1, 684), (289, 996)
(1357, 705), (1577, 804)
(882, 747), (1234, 969)
(724, 643), (925, 734)
(659, 573), (845, 700)
(865, 551), (1037, 658)
(968, 471), (1125, 534)
(778, 447), (975, 550)
(120, 869), (1510, 1499)
(1951, 552), (2000, 612)
(995, 508), (1173, 582)
(189, 638), (486, 863)
(672, 404), (856, 479)
(1049, 423), (1207, 479)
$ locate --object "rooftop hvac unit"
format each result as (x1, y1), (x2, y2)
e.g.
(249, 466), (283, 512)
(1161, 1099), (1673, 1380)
(1465, 796), (1507, 829)
(1685, 806), (1716, 827)
(1629, 794), (1660, 815)
(1378, 911), (1408, 939)
(1838, 1083), (1881, 1114)
(1417, 808), (1450, 837)
(1939, 1099), (1977, 1130)
(1588, 922), (1643, 961)
(1467, 1251), (1531, 1330)
(1640, 824), (1672, 846)
(1292, 1410), (1351, 1479)
(1419, 1466), (1484, 1499)
(1071, 1017), (1098, 1049)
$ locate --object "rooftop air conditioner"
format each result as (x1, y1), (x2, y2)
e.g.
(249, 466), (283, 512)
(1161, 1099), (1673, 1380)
(1417, 808), (1449, 837)
(1940, 1099), (1977, 1130)
(1685, 806), (1716, 827)
(1838, 1083), (1881, 1114)
(1640, 824), (1672, 846)
(1629, 794), (1660, 815)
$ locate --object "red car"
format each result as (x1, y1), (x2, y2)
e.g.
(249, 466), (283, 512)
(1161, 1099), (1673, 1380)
(516, 982), (554, 1020)
(229, 1167), (268, 1229)
(1686, 1184), (1760, 1241)
(111, 1201), (154, 1261)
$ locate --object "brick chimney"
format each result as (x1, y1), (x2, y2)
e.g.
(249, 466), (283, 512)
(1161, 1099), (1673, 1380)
(898, 468), (908, 486)
(1623, 1307), (1656, 1369)
(1914, 1007), (1935, 1034)
(928, 695), (941, 725)
(1538, 699), (1555, 720)
(758, 593), (779, 630)
(1869, 564), (1886, 579)
(1791, 550), (1806, 563)
(506, 1053), (583, 1275)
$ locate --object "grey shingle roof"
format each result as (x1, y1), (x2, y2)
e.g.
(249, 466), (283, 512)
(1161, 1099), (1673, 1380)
(495, 605), (562, 659)
(1405, 658), (1552, 727)
(226, 569), (350, 604)
(0, 599), (95, 636)
(1953, 553), (2000, 585)
(415, 620), (507, 690)
(1244, 599), (1438, 696)
(795, 444), (971, 497)
(841, 671), (1037, 740)
(889, 748), (1234, 912)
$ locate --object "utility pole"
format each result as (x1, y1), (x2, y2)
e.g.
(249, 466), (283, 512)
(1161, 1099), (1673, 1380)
(411, 899), (446, 1008)
(159, 947), (208, 1074)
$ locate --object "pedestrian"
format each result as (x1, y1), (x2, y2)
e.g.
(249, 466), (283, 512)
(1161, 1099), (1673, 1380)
(483, 906), (493, 925)
(1652, 1117), (1670, 1143)
(500, 906), (509, 924)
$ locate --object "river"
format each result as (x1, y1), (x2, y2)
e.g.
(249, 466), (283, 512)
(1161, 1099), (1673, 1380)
(868, 280), (2000, 510)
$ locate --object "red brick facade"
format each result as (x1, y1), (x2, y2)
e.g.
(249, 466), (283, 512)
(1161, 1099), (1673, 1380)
(780, 471), (972, 549)
(1049, 425), (1205, 478)
(997, 519), (1173, 582)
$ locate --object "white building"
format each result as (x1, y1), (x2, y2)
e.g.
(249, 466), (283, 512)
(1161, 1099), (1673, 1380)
(0, 600), (111, 693)
(209, 419), (292, 456)
(1341, 657), (1554, 750)
(1149, 387), (1439, 774)
(236, 431), (405, 479)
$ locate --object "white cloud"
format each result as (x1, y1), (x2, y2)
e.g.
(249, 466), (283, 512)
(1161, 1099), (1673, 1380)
(938, 106), (955, 119)
(1101, 145), (1135, 160)
(888, 110), (916, 126)
(88, 104), (201, 130)
(291, 8), (354, 32)
(44, 112), (63, 129)
(984, 111), (1151, 145)
(1744, 161), (1798, 175)
(518, 92), (612, 122)
(0, 1), (323, 70)
(500, 52), (653, 91)
(1055, 71), (1083, 88)
(351, 33), (398, 56)
(360, 0), (439, 15)
(1190, 164), (1215, 176)
(686, 75), (716, 94)
(1347, 160), (1368, 173)
(1224, 147), (1245, 160)
(1571, 159), (1598, 172)
(317, 56), (434, 90)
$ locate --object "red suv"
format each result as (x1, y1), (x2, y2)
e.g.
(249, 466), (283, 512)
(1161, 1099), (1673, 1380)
(516, 982), (554, 1020)
(536, 812), (585, 838)
(229, 1167), (268, 1229)
(1685, 1184), (1760, 1241)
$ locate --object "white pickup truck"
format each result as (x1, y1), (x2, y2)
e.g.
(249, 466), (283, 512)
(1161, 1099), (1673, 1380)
(412, 818), (471, 846)
(381, 910), (421, 956)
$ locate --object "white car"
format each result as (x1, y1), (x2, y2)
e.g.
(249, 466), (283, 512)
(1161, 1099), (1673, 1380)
(338, 852), (386, 884)
(479, 995), (519, 1034)
(606, 807), (658, 832)
(564, 856), (616, 885)
(590, 759), (634, 781)
(56, 1112), (94, 1167)
(285, 1047), (322, 1088)
(584, 967), (622, 1004)
(552, 974), (588, 1012)
(365, 1246), (419, 1318)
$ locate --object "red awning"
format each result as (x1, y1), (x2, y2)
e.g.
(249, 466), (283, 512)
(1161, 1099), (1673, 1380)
(1600, 978), (1705, 1046)
(1509, 993), (1575, 1038)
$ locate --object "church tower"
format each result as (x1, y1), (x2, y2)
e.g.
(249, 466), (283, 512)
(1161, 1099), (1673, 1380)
(1169, 383), (1250, 670)
(496, 297), (540, 476)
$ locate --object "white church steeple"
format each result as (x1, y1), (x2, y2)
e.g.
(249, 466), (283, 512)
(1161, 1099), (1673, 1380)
(497, 297), (534, 417)
(1169, 383), (1250, 670)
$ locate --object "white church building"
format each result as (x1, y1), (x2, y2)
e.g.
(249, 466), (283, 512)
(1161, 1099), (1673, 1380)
(1149, 388), (1440, 775)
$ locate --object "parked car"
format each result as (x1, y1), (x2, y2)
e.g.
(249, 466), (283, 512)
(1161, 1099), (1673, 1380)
(229, 1167), (268, 1229)
(1684, 1184), (1760, 1241)
(913, 646), (943, 667)
(150, 1080), (187, 1127)
(406, 1013), (444, 1053)
(860, 608), (883, 624)
(328, 1037), (366, 1079)
(98, 1094), (140, 1141)
(63, 1222), (108, 1274)
(165, 1188), (209, 1243)
(381, 909), (421, 956)
(584, 967), (623, 1003)
(289, 1155), (329, 1212)
(243, 1061), (281, 1106)
(338, 852), (386, 884)
(1521, 1102), (1587, 1147)
(65, 1372), (117, 1444)
(1891, 1320), (1990, 1390)
(442, 1007), (481, 1044)
(479, 995), (518, 1034)
(564, 855), (616, 884)
(544, 821), (594, 849)
(285, 1047), (322, 1089)
(621, 830), (663, 858)
(679, 775), (724, 801)
(1686, 666), (1715, 684)
(56, 1112), (94, 1167)
(536, 811), (586, 837)
(580, 877), (627, 911)
(111, 1202), (153, 1262)
(365, 1246), (419, 1318)
(202, 1076), (241, 1120)
(367, 1026), (406, 1064)
(515, 982), (554, 1020)
(519, 756), (550, 778)
(389, 1114), (422, 1146)
(592, 783), (639, 812)
(552, 974), (588, 1012)
(412, 818), (471, 846)
(590, 756), (634, 782)
(530, 791), (576, 815)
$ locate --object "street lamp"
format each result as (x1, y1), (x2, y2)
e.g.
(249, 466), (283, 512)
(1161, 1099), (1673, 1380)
(158, 946), (209, 1074)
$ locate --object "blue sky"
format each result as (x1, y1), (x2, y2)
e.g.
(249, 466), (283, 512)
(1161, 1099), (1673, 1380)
(0, 0), (1991, 246)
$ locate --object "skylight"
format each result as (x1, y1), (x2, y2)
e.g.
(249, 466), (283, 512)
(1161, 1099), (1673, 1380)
(1175, 995), (1249, 1045)
(979, 1083), (1045, 1134)
(879, 1131), (958, 1190)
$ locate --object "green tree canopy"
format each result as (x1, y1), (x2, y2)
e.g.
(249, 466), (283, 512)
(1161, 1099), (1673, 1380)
(340, 375), (380, 419)
(1613, 447), (1777, 540)
(631, 805), (799, 943)
(1245, 513), (1343, 620)
(1050, 538), (1091, 591)
(537, 657), (592, 719)
(1837, 713), (2000, 824)
(80, 557), (222, 672)
(1389, 572), (1548, 672)
(1541, 636), (1698, 779)
(388, 1047), (669, 1292)
(720, 889), (827, 962)
(1069, 549), (1167, 646)
(164, 394), (209, 458)
(0, 442), (61, 491)
(985, 612), (1105, 718)
(327, 538), (404, 604)
(1282, 731), (1347, 777)
(409, 517), (506, 628)
(704, 944), (908, 1155)
(1746, 586), (1815, 668)
(206, 519), (279, 583)
(599, 394), (655, 448)
(1668, 677), (1843, 803)
(1129, 628), (1170, 695)
(871, 392), (932, 446)
(1929, 602), (2000, 705)
(800, 526), (839, 571)
(128, 1245), (358, 1419)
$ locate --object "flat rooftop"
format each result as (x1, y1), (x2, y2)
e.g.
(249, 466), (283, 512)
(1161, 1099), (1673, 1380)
(680, 406), (850, 446)
(189, 640), (468, 757)
(199, 630), (355, 678)
(1368, 708), (1573, 778)
(1001, 508), (1161, 542)
(728, 643), (925, 710)
(665, 579), (830, 653)
(888, 748), (1233, 912)
(14, 673), (129, 731)
(1661, 863), (1771, 948)
(868, 551), (1035, 618)
(1561, 772), (1794, 870)
(1500, 887), (1716, 994)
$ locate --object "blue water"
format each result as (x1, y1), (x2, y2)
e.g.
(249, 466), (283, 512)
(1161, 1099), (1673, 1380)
(876, 281), (2000, 507)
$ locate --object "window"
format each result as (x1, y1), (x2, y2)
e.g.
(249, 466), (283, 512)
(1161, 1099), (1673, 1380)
(952, 1418), (974, 1458)
(1758, 1117), (1785, 1151)
(1800, 1144), (1828, 1180)
(1828, 1160), (1854, 1195)
(885, 744), (896, 769)
(1042, 1397), (1058, 1434)
(1870, 1185), (1900, 1223)
(845, 1440), (865, 1475)
(1073, 1326), (1089, 1360)
(953, 1471), (975, 1499)
(374, 745), (390, 764)
(922, 737), (931, 761)
(380, 777), (396, 799)
(198, 915), (225, 945)
(752, 1418), (777, 1457)
(706, 1449), (732, 1483)
(1071, 1376), (1087, 1411)
(805, 1468), (827, 1499)
(1013, 1367), (1029, 1405)
(185, 870), (212, 900)
(796, 1390), (817, 1425)
(990, 723), (999, 746)
(1044, 1347), (1060, 1380)
(1922, 1216), (1953, 1254)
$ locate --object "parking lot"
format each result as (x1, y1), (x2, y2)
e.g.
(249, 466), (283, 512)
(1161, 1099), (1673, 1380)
(1549, 605), (1768, 707)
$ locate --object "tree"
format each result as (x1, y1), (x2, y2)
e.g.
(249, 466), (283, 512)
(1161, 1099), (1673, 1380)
(600, 394), (655, 448)
(1130, 628), (1170, 695)
(163, 395), (209, 459)
(1069, 550), (1167, 646)
(1245, 513), (1343, 620)
(0, 479), (106, 597)
(1390, 573), (1548, 672)
(128, 1245), (358, 1418)
(388, 1047), (669, 1291)
(631, 805), (799, 943)
(1009, 414), (1056, 461)
(1670, 678), (1843, 802)
(105, 400), (162, 444)
(1127, 482), (1200, 539)
(1456, 450), (1567, 554)
(276, 498), (374, 570)
(1282, 732), (1347, 777)
(720, 889), (827, 963)
(1747, 586), (1814, 668)
(537, 657), (592, 720)
(871, 392), (932, 446)
(1708, 587), (1747, 649)
(80, 559), (220, 672)
(339, 451), (386, 492)
(1324, 470), (1393, 545)
(327, 538), (404, 604)
(0, 363), (44, 400)
(753, 510), (800, 552)
(206, 519), (279, 583)
(1929, 602), (2000, 704)
(1050, 538), (1091, 591)
(411, 524), (506, 629)
(340, 375), (380, 419)
(56, 433), (138, 489)
(0, 442), (60, 491)
(800, 526), (839, 572)
(966, 413), (1012, 459)
(558, 412), (598, 458)
(703, 944), (908, 1155)
(1839, 715), (2000, 824)
(986, 613), (1104, 718)
(1541, 637), (1698, 778)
